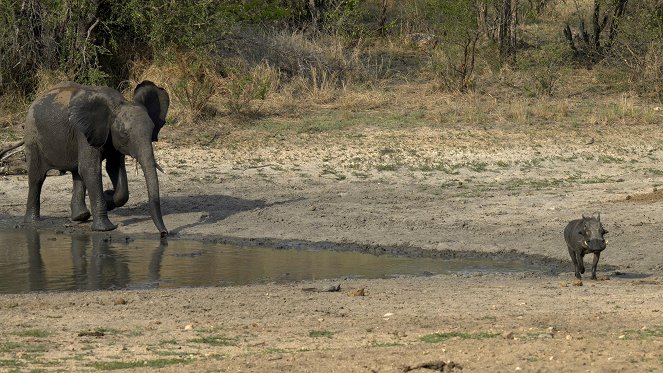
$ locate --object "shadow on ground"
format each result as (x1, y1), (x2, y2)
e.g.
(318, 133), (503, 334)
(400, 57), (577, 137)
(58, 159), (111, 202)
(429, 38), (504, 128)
(111, 194), (304, 234)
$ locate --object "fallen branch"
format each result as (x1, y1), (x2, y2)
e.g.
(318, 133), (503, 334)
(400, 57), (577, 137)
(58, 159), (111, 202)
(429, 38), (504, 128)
(244, 164), (277, 170)
(0, 140), (24, 159)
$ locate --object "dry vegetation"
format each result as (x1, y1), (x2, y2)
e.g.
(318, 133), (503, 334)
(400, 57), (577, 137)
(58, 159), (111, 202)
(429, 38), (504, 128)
(0, 1), (661, 152)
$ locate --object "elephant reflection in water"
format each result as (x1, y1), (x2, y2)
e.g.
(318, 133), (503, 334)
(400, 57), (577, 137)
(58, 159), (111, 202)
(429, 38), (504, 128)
(24, 230), (46, 291)
(70, 234), (130, 290)
(24, 230), (167, 291)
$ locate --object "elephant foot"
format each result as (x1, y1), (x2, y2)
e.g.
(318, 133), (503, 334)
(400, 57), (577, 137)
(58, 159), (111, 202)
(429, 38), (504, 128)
(103, 190), (117, 211)
(71, 209), (91, 222)
(91, 218), (117, 232)
(23, 214), (41, 223)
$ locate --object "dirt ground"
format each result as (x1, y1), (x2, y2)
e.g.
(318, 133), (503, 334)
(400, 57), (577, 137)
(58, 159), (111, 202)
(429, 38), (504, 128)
(2, 121), (663, 372)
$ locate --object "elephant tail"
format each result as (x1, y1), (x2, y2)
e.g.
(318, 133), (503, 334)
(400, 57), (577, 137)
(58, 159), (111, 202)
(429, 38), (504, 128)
(0, 140), (24, 160)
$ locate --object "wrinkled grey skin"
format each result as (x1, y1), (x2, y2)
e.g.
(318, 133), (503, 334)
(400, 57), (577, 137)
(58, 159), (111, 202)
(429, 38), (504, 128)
(564, 214), (608, 280)
(23, 80), (169, 237)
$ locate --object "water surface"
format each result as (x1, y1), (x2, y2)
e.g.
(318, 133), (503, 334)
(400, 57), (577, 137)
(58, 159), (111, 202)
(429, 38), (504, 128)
(0, 229), (533, 294)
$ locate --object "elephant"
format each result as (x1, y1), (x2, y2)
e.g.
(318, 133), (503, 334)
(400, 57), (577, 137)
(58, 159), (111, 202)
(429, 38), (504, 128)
(23, 80), (170, 237)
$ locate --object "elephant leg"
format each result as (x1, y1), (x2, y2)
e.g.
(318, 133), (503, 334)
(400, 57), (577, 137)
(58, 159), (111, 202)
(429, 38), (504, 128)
(78, 151), (116, 231)
(24, 148), (48, 222)
(104, 153), (129, 211)
(70, 171), (91, 221)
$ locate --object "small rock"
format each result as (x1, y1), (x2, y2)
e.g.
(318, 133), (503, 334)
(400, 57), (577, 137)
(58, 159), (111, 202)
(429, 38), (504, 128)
(502, 331), (514, 339)
(350, 288), (366, 296)
(572, 280), (583, 287)
(114, 297), (127, 305)
(184, 324), (193, 331)
(383, 312), (394, 318)
(302, 284), (341, 292)
(566, 334), (572, 340)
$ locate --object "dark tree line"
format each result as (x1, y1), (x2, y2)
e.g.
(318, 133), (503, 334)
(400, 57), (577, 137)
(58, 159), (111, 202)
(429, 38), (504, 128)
(0, 0), (660, 99)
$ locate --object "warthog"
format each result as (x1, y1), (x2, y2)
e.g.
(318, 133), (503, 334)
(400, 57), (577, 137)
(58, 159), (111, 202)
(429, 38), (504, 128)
(564, 214), (608, 280)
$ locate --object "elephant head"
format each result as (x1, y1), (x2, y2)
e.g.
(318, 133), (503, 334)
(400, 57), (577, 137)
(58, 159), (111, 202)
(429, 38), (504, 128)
(67, 84), (169, 236)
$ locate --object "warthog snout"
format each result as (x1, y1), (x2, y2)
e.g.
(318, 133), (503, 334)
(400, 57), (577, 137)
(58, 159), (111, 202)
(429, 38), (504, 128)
(584, 238), (606, 253)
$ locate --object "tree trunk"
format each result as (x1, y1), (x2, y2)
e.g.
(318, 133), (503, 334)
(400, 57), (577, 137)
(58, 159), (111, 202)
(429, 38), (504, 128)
(498, 0), (518, 59)
(378, 0), (388, 36)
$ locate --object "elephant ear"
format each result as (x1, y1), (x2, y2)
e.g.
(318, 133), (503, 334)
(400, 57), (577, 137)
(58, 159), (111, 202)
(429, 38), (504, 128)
(133, 80), (169, 141)
(69, 91), (112, 148)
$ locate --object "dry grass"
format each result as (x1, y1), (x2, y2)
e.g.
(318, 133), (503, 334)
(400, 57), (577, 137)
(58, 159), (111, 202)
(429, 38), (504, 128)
(0, 0), (661, 145)
(34, 69), (71, 96)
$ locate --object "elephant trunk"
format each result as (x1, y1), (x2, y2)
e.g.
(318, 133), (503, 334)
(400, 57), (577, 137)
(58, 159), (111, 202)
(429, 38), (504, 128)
(137, 150), (168, 237)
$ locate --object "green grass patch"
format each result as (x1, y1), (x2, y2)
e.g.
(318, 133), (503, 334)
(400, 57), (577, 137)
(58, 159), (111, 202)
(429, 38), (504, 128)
(466, 161), (488, 172)
(90, 358), (190, 370)
(420, 331), (498, 343)
(580, 176), (616, 184)
(351, 171), (370, 179)
(265, 347), (288, 354)
(369, 341), (402, 347)
(189, 335), (236, 346)
(0, 342), (23, 352)
(375, 163), (399, 171)
(255, 112), (430, 135)
(128, 329), (143, 337)
(622, 328), (663, 340)
(153, 350), (190, 357)
(13, 329), (50, 338)
(598, 155), (626, 164)
(0, 359), (23, 368)
(309, 330), (334, 338)
(519, 158), (545, 171)
(641, 168), (663, 176)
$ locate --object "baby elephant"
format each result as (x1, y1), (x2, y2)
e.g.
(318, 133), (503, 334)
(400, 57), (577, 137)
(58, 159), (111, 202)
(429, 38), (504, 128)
(564, 214), (608, 280)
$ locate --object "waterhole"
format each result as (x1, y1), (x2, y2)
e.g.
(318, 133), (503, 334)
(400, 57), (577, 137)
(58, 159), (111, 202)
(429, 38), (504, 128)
(0, 229), (537, 294)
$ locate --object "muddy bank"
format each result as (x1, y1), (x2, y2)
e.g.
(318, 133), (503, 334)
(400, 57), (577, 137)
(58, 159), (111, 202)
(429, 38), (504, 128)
(2, 124), (663, 370)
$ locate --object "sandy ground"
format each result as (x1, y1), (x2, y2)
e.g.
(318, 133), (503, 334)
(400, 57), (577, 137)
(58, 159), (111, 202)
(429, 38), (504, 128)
(2, 122), (663, 372)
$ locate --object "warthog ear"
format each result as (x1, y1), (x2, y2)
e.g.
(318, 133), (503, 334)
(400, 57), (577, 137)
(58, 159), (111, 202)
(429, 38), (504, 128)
(595, 212), (601, 221)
